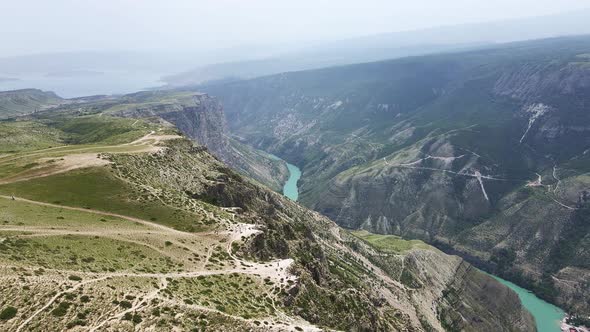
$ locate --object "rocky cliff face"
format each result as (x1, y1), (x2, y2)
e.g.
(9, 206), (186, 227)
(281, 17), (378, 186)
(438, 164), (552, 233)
(111, 92), (289, 191)
(201, 36), (590, 315)
(344, 231), (535, 331)
(307, 61), (590, 311)
(158, 94), (232, 160)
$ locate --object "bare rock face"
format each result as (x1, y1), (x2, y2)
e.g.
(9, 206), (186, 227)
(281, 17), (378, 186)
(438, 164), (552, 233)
(345, 232), (535, 331)
(494, 63), (590, 101)
(159, 94), (231, 161)
(309, 136), (494, 241)
(112, 93), (289, 191)
(111, 93), (231, 161)
(495, 63), (590, 158)
(437, 261), (536, 331)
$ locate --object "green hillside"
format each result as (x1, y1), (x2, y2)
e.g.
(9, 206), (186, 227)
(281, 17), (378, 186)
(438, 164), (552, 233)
(0, 98), (534, 331)
(0, 89), (63, 119)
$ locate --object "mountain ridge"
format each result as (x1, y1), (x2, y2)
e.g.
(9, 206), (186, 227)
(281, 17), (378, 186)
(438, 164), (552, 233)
(199, 35), (590, 315)
(165, 10), (590, 86)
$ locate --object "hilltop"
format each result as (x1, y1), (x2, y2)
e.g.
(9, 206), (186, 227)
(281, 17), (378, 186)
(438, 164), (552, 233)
(0, 89), (63, 119)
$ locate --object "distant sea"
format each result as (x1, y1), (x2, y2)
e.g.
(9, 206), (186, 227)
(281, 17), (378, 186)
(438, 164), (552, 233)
(0, 70), (166, 98)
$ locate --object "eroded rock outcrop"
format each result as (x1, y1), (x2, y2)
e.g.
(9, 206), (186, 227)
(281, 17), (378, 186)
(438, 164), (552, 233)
(112, 93), (289, 191)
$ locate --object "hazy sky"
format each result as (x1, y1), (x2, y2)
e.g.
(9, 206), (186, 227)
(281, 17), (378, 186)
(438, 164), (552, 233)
(3, 0), (590, 56)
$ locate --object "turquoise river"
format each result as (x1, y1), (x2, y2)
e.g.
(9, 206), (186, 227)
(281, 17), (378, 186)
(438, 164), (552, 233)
(276, 157), (566, 331)
(282, 162), (301, 201)
(489, 274), (565, 332)
(267, 154), (301, 201)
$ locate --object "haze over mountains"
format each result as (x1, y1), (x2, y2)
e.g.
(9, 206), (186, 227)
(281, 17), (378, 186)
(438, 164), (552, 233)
(2, 2), (590, 331)
(2, 8), (590, 97)
(165, 8), (590, 86)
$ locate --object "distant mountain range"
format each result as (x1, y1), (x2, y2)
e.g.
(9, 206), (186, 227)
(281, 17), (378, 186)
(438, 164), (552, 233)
(165, 8), (590, 86)
(2, 9), (590, 98)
